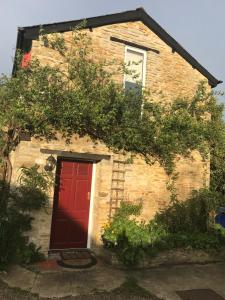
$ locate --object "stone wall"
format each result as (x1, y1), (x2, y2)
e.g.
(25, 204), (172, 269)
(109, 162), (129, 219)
(32, 21), (208, 100)
(10, 135), (114, 254)
(10, 138), (208, 254)
(10, 20), (210, 254)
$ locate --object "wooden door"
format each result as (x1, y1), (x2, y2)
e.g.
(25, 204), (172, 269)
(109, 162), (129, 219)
(50, 160), (93, 249)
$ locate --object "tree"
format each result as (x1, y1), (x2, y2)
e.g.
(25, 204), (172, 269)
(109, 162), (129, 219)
(0, 25), (222, 184)
(207, 93), (225, 194)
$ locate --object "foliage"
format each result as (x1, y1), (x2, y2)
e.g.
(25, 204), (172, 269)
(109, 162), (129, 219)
(0, 58), (66, 182)
(166, 172), (179, 203)
(208, 94), (225, 194)
(0, 24), (222, 184)
(103, 202), (149, 266)
(150, 232), (225, 253)
(17, 242), (45, 265)
(150, 189), (225, 252)
(103, 190), (225, 266)
(14, 165), (53, 211)
(0, 166), (50, 269)
(154, 189), (225, 233)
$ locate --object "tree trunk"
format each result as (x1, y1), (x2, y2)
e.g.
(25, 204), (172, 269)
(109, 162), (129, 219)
(4, 156), (12, 184)
(1, 130), (18, 185)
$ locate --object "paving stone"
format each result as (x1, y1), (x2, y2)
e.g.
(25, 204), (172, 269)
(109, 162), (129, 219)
(31, 273), (59, 298)
(30, 262), (126, 298)
(94, 267), (126, 291)
(3, 262), (225, 299)
(0, 265), (36, 292)
(135, 263), (225, 300)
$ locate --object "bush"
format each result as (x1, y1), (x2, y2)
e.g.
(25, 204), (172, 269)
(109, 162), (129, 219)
(102, 190), (225, 266)
(102, 202), (149, 266)
(18, 242), (45, 265)
(149, 232), (225, 253)
(147, 189), (225, 254)
(0, 165), (51, 270)
(154, 189), (225, 234)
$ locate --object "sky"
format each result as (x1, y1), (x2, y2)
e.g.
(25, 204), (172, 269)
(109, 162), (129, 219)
(1, 0), (225, 101)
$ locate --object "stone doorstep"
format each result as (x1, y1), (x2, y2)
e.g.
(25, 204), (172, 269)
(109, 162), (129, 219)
(30, 251), (100, 273)
(31, 258), (91, 273)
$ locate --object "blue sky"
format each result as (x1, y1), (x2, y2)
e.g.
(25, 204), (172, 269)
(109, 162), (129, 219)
(1, 0), (224, 101)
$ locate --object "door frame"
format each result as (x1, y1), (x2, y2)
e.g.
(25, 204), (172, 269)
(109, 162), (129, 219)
(87, 162), (96, 248)
(49, 157), (96, 250)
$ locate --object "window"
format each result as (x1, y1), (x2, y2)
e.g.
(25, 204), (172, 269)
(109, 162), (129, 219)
(124, 46), (147, 92)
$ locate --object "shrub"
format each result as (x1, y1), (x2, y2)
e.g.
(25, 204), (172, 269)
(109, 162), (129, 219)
(154, 189), (225, 234)
(103, 190), (225, 266)
(102, 202), (149, 266)
(147, 189), (225, 253)
(0, 165), (51, 270)
(150, 232), (225, 253)
(18, 242), (45, 265)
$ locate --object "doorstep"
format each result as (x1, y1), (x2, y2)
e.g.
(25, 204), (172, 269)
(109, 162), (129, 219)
(31, 249), (98, 273)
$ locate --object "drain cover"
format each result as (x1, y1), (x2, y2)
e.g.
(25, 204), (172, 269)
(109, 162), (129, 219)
(176, 289), (225, 300)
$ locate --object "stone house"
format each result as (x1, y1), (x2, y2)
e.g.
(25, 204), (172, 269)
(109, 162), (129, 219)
(11, 8), (221, 255)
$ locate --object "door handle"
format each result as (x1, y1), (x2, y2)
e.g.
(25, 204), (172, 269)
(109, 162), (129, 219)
(87, 192), (91, 201)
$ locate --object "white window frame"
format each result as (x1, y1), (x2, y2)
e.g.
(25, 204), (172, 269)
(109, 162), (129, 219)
(124, 45), (147, 90)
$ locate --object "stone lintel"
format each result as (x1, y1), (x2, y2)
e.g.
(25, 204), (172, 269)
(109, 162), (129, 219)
(40, 148), (111, 162)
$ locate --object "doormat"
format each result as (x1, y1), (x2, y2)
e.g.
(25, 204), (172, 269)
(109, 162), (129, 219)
(57, 249), (97, 269)
(176, 289), (225, 300)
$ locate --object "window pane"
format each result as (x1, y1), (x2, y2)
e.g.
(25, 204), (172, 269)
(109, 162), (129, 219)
(124, 48), (146, 117)
(125, 49), (144, 90)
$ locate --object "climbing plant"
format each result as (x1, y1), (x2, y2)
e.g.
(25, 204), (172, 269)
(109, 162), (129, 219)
(0, 23), (223, 183)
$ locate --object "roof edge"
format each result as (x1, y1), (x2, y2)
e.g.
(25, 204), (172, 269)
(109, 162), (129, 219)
(15, 7), (222, 87)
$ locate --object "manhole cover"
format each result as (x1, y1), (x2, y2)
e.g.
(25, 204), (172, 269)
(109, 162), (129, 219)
(176, 289), (225, 300)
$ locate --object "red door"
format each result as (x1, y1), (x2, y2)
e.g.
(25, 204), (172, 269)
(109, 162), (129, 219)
(50, 160), (93, 249)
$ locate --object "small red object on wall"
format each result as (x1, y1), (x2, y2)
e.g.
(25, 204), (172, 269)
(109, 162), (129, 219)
(21, 51), (31, 68)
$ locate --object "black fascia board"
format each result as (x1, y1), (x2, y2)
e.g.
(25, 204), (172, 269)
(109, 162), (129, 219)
(17, 7), (222, 87)
(138, 9), (222, 87)
(23, 9), (141, 39)
(12, 28), (33, 75)
(12, 28), (24, 74)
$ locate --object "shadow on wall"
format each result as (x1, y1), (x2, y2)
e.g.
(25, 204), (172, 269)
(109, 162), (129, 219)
(50, 208), (91, 250)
